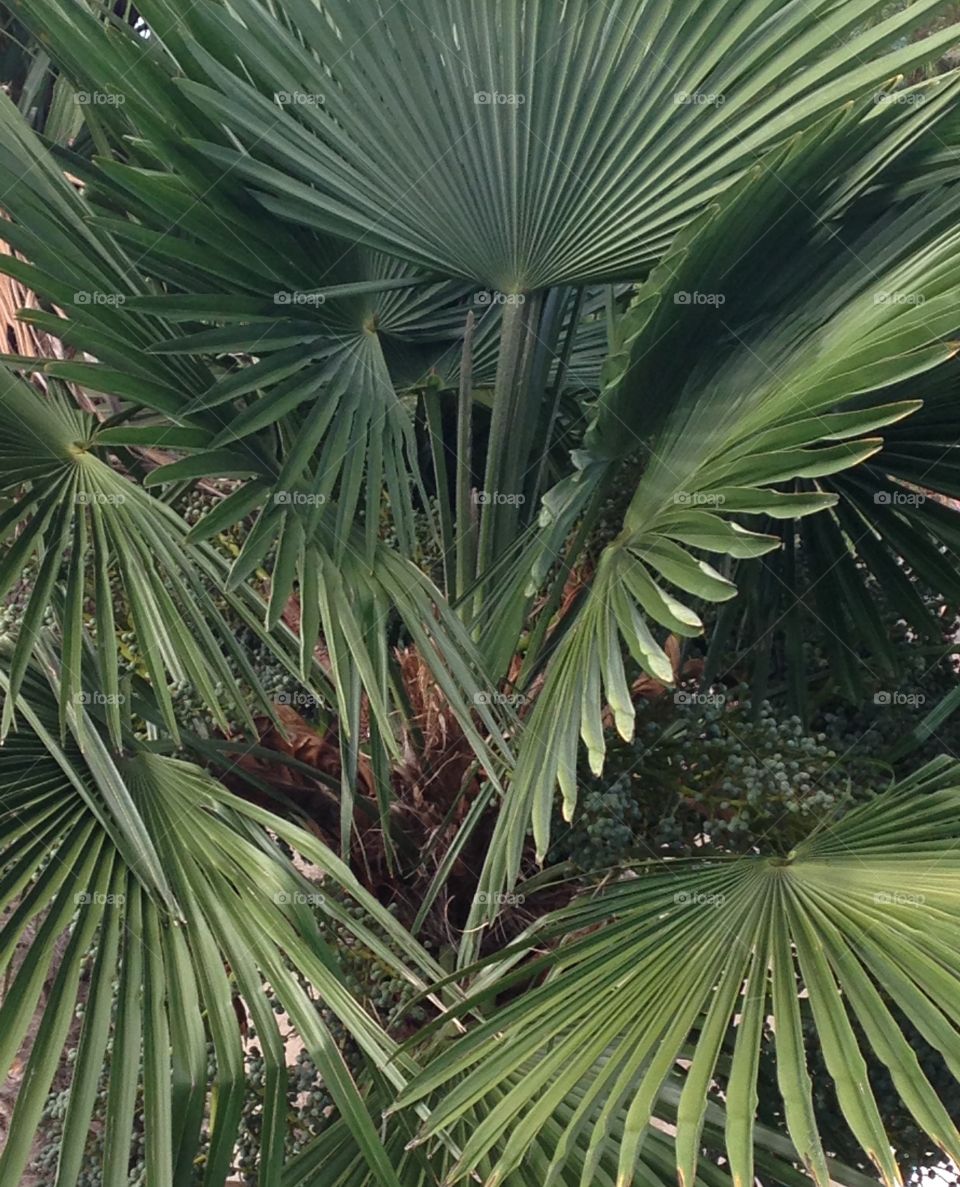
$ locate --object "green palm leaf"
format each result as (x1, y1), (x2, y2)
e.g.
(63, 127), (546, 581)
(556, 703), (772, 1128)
(707, 357), (960, 711)
(401, 758), (960, 1187)
(0, 654), (450, 1187)
(114, 0), (960, 292)
(0, 368), (290, 742)
(283, 1073), (864, 1187)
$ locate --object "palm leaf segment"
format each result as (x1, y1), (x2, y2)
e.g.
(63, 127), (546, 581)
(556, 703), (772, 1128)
(0, 78), (457, 569)
(709, 354), (960, 709)
(696, 75), (960, 706)
(403, 758), (960, 1187)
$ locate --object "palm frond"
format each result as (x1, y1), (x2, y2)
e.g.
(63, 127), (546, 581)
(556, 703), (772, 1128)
(0, 654), (451, 1187)
(402, 758), (960, 1187)
(115, 0), (960, 290)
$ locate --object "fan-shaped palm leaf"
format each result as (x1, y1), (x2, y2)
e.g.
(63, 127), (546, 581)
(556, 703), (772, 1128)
(0, 651), (451, 1187)
(113, 0), (960, 291)
(401, 758), (960, 1187)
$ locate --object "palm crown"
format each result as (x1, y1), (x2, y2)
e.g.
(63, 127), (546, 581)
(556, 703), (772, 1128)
(3, 2), (960, 1185)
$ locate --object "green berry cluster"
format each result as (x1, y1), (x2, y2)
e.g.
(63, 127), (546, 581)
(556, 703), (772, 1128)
(555, 690), (872, 869)
(550, 777), (644, 870)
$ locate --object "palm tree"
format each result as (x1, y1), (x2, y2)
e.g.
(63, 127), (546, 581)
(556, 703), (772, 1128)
(2, 1), (960, 1184)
